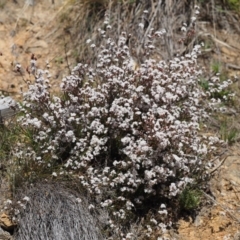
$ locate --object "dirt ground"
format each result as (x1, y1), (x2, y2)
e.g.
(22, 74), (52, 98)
(0, 0), (69, 98)
(177, 144), (240, 240)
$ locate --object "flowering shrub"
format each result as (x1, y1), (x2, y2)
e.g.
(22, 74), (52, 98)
(12, 22), (232, 238)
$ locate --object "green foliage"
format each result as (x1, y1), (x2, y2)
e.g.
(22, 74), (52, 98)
(199, 77), (232, 103)
(220, 117), (238, 145)
(55, 56), (64, 64)
(227, 0), (240, 11)
(198, 0), (239, 11)
(211, 61), (221, 75)
(127, 0), (136, 4)
(179, 186), (202, 211)
(59, 12), (71, 23)
(0, 122), (25, 194)
(199, 77), (209, 91)
(201, 61), (234, 103)
(0, 123), (20, 163)
(211, 88), (231, 100)
(0, 0), (6, 9)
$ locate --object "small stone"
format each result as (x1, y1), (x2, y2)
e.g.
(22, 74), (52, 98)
(0, 213), (16, 231)
(234, 232), (240, 240)
(194, 215), (203, 227)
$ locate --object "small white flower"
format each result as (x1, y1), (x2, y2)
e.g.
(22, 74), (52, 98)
(23, 196), (30, 202)
(181, 26), (187, 32)
(150, 218), (158, 225)
(148, 44), (155, 49)
(160, 204), (166, 208)
(139, 23), (144, 29)
(191, 16), (197, 22)
(88, 204), (95, 210)
(5, 199), (12, 205)
(52, 172), (57, 177)
(126, 233), (134, 239)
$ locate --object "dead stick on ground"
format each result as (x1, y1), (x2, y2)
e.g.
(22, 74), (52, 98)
(226, 63), (240, 71)
(208, 155), (229, 174)
(210, 150), (229, 162)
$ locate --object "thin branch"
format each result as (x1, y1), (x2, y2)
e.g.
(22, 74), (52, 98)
(64, 37), (71, 75)
(208, 155), (229, 174)
(136, 0), (162, 56)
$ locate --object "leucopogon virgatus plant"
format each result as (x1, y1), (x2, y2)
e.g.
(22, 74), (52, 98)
(13, 15), (232, 240)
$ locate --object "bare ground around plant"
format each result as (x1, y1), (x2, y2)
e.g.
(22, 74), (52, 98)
(177, 144), (240, 240)
(1, 1), (240, 239)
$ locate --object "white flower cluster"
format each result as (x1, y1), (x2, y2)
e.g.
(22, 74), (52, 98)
(4, 196), (30, 223)
(15, 26), (229, 238)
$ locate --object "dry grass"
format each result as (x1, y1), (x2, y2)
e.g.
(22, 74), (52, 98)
(57, 0), (198, 65)
(54, 0), (240, 68)
(13, 181), (105, 240)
